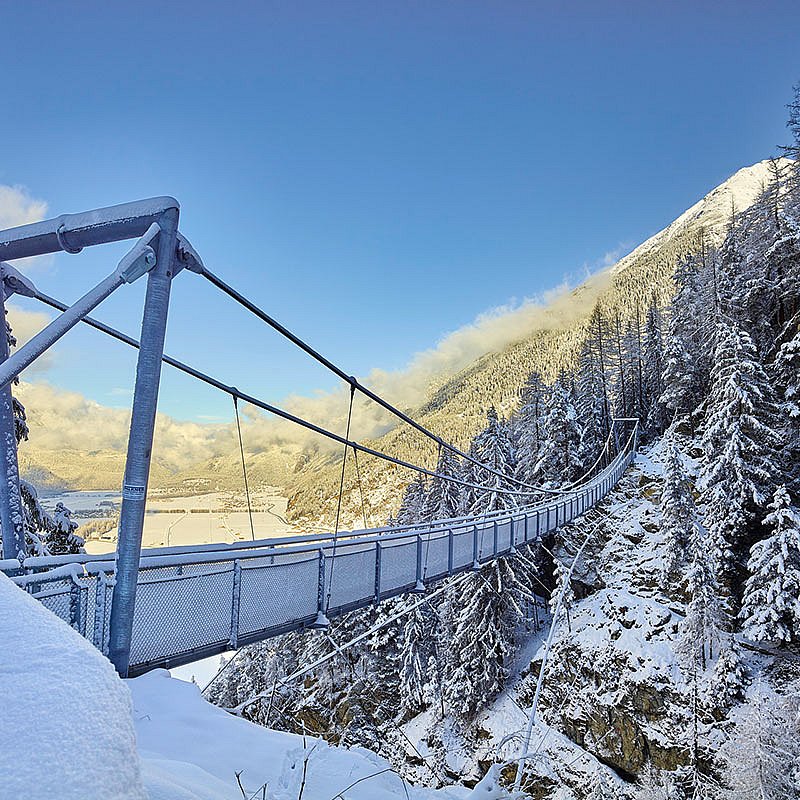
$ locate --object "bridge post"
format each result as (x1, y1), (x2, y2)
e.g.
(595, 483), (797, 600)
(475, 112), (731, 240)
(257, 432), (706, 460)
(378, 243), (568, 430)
(414, 535), (425, 592)
(312, 548), (330, 628)
(471, 524), (480, 571)
(108, 207), (179, 676)
(229, 560), (242, 648)
(373, 541), (382, 603)
(447, 528), (453, 574)
(0, 268), (27, 560)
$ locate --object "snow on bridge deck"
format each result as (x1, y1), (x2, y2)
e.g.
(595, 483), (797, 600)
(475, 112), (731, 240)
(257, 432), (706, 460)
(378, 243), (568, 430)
(3, 447), (634, 676)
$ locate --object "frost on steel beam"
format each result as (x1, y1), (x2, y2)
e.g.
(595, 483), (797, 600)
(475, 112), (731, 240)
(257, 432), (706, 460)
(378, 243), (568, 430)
(0, 225), (160, 391)
(175, 233), (204, 275)
(109, 206), (180, 678)
(0, 269), (25, 559)
(0, 197), (179, 261)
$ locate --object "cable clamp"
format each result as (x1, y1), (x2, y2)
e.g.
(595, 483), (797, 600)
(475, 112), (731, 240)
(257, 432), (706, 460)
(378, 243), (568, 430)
(56, 224), (83, 254)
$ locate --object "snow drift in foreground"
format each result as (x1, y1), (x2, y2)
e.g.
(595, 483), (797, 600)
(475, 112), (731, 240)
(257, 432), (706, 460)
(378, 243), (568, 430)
(132, 669), (509, 799)
(0, 573), (146, 800)
(0, 571), (507, 799)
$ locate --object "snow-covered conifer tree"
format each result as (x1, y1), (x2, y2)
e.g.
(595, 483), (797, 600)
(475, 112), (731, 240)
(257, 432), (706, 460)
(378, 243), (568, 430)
(739, 486), (800, 644)
(514, 371), (546, 490)
(442, 567), (512, 720)
(45, 502), (83, 555)
(395, 476), (427, 527)
(678, 517), (726, 671)
(722, 682), (798, 800)
(423, 446), (461, 522)
(534, 376), (582, 486)
(642, 297), (667, 434)
(660, 252), (713, 426)
(466, 406), (517, 514)
(577, 308), (612, 450)
(399, 601), (439, 716)
(704, 638), (747, 714)
(660, 438), (695, 588)
(700, 316), (780, 581)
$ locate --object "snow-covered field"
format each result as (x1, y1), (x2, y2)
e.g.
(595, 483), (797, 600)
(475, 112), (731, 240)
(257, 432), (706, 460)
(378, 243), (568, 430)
(40, 489), (297, 554)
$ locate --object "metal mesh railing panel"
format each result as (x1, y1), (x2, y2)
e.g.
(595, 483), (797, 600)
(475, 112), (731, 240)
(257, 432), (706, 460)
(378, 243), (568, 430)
(497, 519), (513, 553)
(32, 579), (72, 627)
(130, 565), (234, 666)
(238, 555), (318, 634)
(476, 522), (495, 562)
(380, 538), (416, 593)
(451, 526), (474, 569)
(421, 532), (449, 581)
(326, 547), (376, 610)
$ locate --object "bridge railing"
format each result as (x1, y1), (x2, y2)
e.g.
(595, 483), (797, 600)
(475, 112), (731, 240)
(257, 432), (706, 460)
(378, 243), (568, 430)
(6, 442), (634, 675)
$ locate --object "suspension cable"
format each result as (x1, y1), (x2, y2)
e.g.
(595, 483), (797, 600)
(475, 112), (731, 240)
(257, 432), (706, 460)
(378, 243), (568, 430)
(29, 290), (616, 499)
(232, 395), (255, 541)
(198, 266), (575, 495)
(326, 384), (356, 614)
(352, 448), (369, 530)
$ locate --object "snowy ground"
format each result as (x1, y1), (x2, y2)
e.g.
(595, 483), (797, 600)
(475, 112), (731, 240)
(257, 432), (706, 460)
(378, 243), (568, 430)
(133, 670), (499, 800)
(1, 570), (510, 800)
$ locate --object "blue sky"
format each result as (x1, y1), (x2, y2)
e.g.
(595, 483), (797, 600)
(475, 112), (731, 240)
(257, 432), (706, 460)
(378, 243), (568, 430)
(2, 1), (799, 424)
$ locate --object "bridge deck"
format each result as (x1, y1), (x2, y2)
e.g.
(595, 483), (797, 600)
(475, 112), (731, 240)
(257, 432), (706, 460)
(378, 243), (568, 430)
(5, 448), (633, 676)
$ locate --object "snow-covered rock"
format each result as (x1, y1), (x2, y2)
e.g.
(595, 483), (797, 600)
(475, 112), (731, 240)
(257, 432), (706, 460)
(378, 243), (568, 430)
(0, 573), (146, 800)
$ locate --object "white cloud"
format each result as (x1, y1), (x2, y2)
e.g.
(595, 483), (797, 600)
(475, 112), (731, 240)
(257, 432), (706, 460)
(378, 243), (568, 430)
(6, 304), (56, 376)
(15, 381), (226, 472)
(0, 184), (52, 271)
(0, 185), (48, 230)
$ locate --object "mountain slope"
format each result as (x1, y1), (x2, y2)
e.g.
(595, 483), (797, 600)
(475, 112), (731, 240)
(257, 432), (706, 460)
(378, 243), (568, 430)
(285, 159), (785, 526)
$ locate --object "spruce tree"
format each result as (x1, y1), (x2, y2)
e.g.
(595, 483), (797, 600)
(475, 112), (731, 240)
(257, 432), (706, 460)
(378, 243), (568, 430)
(45, 502), (83, 556)
(467, 406), (517, 514)
(642, 297), (667, 434)
(534, 376), (582, 486)
(442, 567), (511, 720)
(660, 252), (713, 425)
(395, 476), (427, 527)
(678, 516), (726, 671)
(739, 486), (800, 644)
(514, 371), (546, 491)
(722, 682), (798, 800)
(422, 446), (461, 522)
(704, 638), (747, 714)
(399, 601), (438, 716)
(700, 317), (780, 581)
(660, 438), (695, 589)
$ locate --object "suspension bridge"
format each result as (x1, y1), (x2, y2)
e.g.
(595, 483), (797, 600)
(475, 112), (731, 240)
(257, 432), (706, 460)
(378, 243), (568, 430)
(0, 198), (638, 678)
